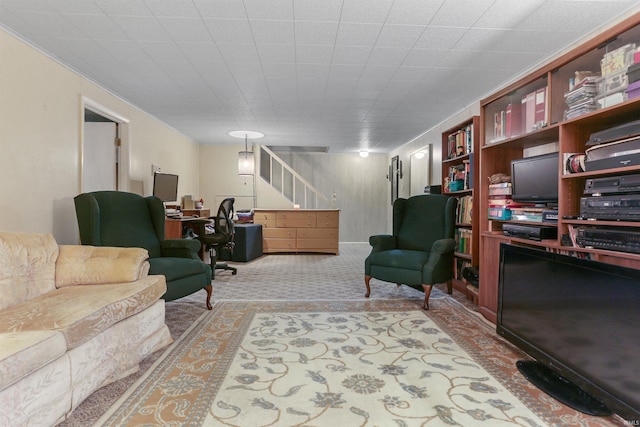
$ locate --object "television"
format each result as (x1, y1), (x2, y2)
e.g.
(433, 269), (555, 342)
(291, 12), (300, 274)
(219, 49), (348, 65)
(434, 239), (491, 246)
(510, 152), (559, 205)
(152, 172), (179, 202)
(497, 243), (640, 421)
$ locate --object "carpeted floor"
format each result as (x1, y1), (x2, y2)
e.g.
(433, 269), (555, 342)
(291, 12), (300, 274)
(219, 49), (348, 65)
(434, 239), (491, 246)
(58, 243), (626, 427)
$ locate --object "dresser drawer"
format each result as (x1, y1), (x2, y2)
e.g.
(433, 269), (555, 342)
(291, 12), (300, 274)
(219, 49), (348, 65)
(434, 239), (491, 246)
(296, 239), (339, 252)
(263, 238), (297, 251)
(317, 210), (339, 227)
(254, 219), (276, 228)
(254, 210), (276, 221)
(277, 211), (317, 228)
(297, 228), (338, 239)
(263, 228), (297, 239)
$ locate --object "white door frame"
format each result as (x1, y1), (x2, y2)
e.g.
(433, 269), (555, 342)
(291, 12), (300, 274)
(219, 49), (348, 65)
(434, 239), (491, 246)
(80, 96), (131, 193)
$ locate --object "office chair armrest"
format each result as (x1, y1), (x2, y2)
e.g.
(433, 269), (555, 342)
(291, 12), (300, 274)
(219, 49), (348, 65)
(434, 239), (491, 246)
(369, 234), (396, 252)
(160, 239), (201, 259)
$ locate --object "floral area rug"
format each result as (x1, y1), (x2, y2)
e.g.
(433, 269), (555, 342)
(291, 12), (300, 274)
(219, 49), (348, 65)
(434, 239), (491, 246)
(95, 298), (625, 427)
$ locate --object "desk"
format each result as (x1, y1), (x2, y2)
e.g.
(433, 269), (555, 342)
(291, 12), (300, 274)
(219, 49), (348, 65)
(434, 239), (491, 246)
(165, 209), (210, 240)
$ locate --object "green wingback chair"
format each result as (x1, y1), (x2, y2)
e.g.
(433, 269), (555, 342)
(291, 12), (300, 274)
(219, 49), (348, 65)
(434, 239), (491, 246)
(364, 194), (458, 310)
(74, 191), (213, 309)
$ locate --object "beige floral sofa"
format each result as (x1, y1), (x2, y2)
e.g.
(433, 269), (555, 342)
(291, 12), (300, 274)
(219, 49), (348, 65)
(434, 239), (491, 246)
(0, 232), (173, 426)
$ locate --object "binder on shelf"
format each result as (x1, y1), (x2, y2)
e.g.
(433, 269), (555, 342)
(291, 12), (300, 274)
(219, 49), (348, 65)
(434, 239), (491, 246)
(524, 91), (536, 133)
(535, 86), (548, 128)
(505, 103), (522, 138)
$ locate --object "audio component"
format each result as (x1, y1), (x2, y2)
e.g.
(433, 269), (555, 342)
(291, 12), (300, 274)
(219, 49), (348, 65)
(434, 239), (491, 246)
(576, 227), (640, 254)
(503, 223), (557, 241)
(580, 195), (640, 221)
(584, 173), (640, 195)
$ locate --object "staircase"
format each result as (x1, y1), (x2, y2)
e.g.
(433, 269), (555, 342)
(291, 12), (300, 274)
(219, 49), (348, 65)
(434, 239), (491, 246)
(258, 145), (333, 209)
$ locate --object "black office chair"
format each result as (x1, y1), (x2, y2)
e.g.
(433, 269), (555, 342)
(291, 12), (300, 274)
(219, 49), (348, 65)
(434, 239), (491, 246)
(193, 198), (238, 279)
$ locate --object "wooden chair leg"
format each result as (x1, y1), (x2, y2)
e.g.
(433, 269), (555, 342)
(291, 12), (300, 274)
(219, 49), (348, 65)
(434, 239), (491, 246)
(364, 275), (372, 298)
(421, 284), (433, 310)
(205, 284), (213, 310)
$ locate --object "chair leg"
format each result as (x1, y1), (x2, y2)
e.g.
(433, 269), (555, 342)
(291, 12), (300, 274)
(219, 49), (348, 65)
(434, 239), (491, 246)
(421, 284), (433, 310)
(364, 275), (372, 298)
(204, 284), (213, 310)
(446, 279), (452, 295)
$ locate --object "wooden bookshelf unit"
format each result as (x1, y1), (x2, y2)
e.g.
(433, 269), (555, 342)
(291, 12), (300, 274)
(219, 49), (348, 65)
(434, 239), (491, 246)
(478, 12), (640, 323)
(441, 117), (480, 300)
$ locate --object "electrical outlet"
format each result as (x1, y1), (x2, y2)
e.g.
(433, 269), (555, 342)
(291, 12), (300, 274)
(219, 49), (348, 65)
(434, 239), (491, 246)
(151, 164), (161, 175)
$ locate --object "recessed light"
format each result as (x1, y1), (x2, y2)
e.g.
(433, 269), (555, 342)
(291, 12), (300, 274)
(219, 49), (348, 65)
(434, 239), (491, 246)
(359, 150), (369, 158)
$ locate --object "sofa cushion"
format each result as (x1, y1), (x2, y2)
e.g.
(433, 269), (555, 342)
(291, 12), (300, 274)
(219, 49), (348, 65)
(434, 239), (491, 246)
(0, 331), (67, 390)
(149, 257), (209, 281)
(0, 232), (58, 311)
(55, 245), (150, 287)
(0, 275), (166, 350)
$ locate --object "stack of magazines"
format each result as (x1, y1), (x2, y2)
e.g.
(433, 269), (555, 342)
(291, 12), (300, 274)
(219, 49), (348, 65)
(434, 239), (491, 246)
(564, 76), (598, 119)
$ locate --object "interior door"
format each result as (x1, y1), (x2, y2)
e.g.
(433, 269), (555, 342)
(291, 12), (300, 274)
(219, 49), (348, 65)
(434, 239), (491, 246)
(83, 121), (118, 192)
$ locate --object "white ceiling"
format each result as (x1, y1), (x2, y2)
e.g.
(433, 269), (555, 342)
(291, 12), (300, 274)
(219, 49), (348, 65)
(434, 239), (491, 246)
(1, 0), (638, 153)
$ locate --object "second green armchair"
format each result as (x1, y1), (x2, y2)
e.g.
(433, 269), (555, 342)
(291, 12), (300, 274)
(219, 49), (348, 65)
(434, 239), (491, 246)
(365, 194), (458, 310)
(74, 191), (213, 309)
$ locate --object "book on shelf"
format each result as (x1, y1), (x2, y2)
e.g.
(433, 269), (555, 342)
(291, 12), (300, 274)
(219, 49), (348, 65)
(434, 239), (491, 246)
(535, 86), (548, 128)
(447, 123), (474, 159)
(524, 91), (536, 133)
(505, 102), (522, 138)
(456, 195), (473, 224)
(455, 228), (473, 255)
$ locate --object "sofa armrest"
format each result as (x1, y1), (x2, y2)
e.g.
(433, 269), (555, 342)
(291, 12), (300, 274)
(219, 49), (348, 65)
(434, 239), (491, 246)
(55, 246), (149, 288)
(369, 234), (396, 252)
(160, 239), (201, 259)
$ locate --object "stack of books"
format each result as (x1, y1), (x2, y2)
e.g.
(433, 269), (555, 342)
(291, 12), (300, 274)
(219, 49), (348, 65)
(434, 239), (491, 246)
(487, 182), (513, 220)
(564, 75), (598, 119)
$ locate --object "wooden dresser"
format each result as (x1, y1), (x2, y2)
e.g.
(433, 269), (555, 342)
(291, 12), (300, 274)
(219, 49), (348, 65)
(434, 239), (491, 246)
(253, 209), (339, 255)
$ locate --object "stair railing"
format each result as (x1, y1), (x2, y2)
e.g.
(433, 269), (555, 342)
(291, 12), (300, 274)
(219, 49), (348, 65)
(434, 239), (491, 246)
(258, 145), (332, 209)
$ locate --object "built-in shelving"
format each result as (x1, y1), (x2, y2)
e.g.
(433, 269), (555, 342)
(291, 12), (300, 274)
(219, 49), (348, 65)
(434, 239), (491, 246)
(441, 116), (480, 300)
(478, 12), (640, 323)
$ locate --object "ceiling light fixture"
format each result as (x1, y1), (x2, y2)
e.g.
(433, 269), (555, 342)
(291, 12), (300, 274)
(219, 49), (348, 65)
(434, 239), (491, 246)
(414, 151), (425, 159)
(229, 130), (264, 176)
(359, 150), (369, 158)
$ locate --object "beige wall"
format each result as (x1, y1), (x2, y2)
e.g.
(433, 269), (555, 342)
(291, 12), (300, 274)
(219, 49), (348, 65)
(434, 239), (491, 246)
(0, 29), (201, 244)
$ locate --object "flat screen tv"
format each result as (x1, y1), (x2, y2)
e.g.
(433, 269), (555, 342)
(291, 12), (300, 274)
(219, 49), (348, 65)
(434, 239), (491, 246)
(497, 243), (640, 421)
(152, 172), (179, 202)
(510, 152), (559, 206)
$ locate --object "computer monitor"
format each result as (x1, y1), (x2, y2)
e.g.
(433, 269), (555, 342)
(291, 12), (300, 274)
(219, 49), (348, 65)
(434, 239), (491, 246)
(152, 172), (179, 203)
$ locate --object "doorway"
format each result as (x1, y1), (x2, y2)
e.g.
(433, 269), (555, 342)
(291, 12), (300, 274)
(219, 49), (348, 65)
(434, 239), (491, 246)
(81, 98), (130, 193)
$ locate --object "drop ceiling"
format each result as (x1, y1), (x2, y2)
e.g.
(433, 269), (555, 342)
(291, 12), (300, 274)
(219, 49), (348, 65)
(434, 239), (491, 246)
(1, 0), (638, 153)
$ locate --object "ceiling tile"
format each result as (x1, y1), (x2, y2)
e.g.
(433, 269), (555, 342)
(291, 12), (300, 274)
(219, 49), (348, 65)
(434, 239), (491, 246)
(335, 23), (383, 47)
(386, 0), (444, 25)
(340, 0), (394, 24)
(294, 0), (343, 22)
(294, 21), (338, 45)
(157, 17), (212, 43)
(193, 0), (247, 19)
(143, 0), (200, 18)
(204, 19), (253, 43)
(243, 0), (294, 21)
(249, 20), (295, 44)
(111, 16), (172, 41)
